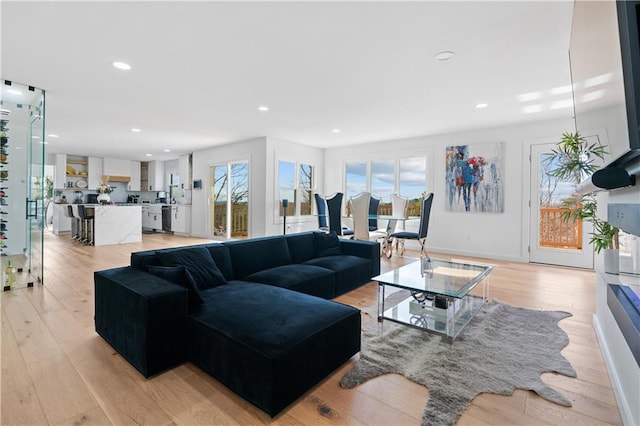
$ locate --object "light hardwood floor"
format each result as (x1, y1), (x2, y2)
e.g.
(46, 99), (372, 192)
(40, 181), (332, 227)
(1, 232), (622, 425)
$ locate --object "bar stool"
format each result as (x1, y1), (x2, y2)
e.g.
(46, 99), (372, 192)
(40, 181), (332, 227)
(69, 205), (82, 240)
(77, 205), (94, 245)
(64, 205), (77, 239)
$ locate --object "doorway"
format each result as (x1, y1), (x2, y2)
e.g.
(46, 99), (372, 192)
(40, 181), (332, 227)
(529, 142), (593, 269)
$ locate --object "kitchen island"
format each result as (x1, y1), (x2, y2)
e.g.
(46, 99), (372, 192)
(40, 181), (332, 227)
(90, 204), (142, 246)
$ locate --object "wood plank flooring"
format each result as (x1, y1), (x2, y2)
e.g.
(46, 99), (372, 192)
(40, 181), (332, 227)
(1, 232), (623, 425)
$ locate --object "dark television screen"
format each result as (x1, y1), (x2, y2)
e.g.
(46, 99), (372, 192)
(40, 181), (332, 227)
(617, 1), (640, 150)
(569, 0), (640, 161)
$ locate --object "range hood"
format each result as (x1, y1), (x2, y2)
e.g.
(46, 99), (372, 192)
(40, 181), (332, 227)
(107, 176), (130, 183)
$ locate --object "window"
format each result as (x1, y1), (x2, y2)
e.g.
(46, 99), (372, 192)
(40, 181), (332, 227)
(371, 160), (395, 213)
(278, 161), (315, 216)
(399, 157), (427, 216)
(345, 157), (426, 215)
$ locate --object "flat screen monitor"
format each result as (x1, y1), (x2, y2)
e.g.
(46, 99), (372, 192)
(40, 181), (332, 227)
(570, 0), (640, 164)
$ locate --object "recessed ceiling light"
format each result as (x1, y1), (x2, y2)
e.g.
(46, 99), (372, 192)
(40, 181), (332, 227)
(7, 89), (21, 96)
(434, 51), (455, 61)
(332, 129), (341, 133)
(131, 128), (141, 132)
(475, 103), (488, 109)
(31, 135), (40, 139)
(145, 153), (153, 157)
(15, 146), (21, 150)
(163, 149), (171, 152)
(40, 141), (48, 145)
(48, 134), (59, 138)
(258, 106), (269, 112)
(112, 61), (132, 70)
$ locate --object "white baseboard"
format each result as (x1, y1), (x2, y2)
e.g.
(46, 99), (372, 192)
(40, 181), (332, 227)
(592, 314), (637, 426)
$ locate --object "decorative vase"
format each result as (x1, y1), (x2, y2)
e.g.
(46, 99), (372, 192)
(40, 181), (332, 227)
(97, 193), (111, 204)
(603, 248), (619, 275)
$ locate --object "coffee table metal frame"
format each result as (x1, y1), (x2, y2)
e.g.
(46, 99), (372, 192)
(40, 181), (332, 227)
(374, 257), (494, 341)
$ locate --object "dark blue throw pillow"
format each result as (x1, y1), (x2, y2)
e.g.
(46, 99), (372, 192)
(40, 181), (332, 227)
(148, 265), (204, 306)
(157, 246), (227, 291)
(313, 232), (342, 257)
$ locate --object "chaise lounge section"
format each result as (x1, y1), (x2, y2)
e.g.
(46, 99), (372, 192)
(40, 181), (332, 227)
(94, 231), (380, 416)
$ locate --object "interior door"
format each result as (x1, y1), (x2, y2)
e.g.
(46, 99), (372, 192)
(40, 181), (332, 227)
(27, 92), (45, 284)
(529, 143), (593, 268)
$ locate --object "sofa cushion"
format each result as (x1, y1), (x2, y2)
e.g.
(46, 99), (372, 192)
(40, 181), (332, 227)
(188, 281), (361, 416)
(244, 264), (336, 299)
(158, 246), (227, 290)
(225, 236), (292, 279)
(205, 244), (234, 281)
(313, 232), (342, 257)
(304, 255), (371, 296)
(285, 232), (316, 263)
(148, 265), (204, 306)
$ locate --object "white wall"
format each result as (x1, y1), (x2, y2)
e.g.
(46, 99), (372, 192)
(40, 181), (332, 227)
(324, 115), (574, 261)
(190, 137), (266, 238)
(265, 137), (325, 236)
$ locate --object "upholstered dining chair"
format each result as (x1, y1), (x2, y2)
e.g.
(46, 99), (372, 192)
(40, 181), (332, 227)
(368, 194), (381, 231)
(379, 193), (409, 258)
(351, 192), (386, 243)
(325, 192), (353, 237)
(314, 193), (329, 232)
(390, 193), (434, 257)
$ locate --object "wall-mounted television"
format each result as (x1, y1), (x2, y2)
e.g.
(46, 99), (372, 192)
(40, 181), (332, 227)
(570, 0), (640, 168)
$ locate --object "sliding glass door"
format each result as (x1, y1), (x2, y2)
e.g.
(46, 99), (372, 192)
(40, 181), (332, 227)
(209, 161), (249, 239)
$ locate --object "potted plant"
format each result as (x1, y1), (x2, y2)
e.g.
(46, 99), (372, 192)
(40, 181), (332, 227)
(545, 131), (619, 272)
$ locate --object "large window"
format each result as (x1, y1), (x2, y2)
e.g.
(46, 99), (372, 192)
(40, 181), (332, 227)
(278, 161), (315, 217)
(345, 157), (426, 215)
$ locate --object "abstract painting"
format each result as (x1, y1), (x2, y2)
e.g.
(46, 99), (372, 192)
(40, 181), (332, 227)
(445, 142), (504, 213)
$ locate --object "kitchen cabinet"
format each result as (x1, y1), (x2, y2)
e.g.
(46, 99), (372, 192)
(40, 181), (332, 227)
(52, 204), (71, 234)
(88, 157), (103, 190)
(178, 154), (192, 189)
(103, 158), (131, 177)
(141, 205), (150, 228)
(147, 161), (165, 192)
(142, 205), (162, 230)
(129, 161), (141, 191)
(171, 205), (191, 234)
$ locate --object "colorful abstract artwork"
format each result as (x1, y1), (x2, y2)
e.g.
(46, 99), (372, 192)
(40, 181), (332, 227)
(445, 143), (504, 213)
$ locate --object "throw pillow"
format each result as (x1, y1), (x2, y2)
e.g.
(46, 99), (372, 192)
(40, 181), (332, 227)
(147, 265), (204, 306)
(313, 232), (342, 257)
(157, 246), (227, 291)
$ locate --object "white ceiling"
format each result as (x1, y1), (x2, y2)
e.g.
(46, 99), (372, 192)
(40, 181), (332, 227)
(1, 1), (576, 162)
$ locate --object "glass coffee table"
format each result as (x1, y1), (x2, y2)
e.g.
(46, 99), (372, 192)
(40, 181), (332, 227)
(374, 257), (494, 340)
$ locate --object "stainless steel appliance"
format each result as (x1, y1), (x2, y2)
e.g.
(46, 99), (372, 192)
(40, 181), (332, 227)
(161, 205), (172, 232)
(86, 193), (98, 204)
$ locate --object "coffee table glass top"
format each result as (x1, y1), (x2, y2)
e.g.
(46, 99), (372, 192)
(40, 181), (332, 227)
(373, 258), (494, 298)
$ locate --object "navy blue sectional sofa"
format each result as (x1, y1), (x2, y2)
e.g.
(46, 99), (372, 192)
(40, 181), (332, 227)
(94, 231), (380, 416)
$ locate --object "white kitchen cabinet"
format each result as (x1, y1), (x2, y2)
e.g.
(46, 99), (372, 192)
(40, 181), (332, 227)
(171, 205), (191, 234)
(54, 154), (67, 189)
(103, 158), (131, 177)
(88, 157), (103, 190)
(141, 205), (151, 228)
(148, 161), (165, 192)
(52, 204), (71, 234)
(178, 154), (191, 189)
(129, 161), (141, 191)
(147, 205), (162, 230)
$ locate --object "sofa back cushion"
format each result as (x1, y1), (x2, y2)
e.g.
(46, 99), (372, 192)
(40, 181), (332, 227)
(206, 245), (234, 281)
(225, 235), (292, 279)
(157, 246), (227, 290)
(313, 232), (342, 257)
(285, 232), (316, 263)
(148, 265), (204, 307)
